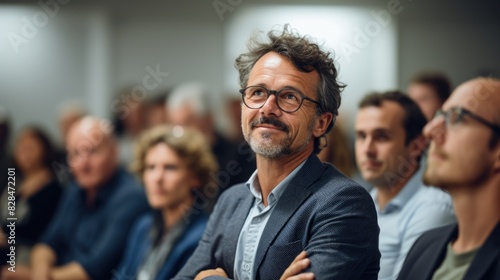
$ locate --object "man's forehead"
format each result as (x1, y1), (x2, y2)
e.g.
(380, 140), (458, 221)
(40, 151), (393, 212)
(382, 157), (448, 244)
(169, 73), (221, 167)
(260, 53), (282, 68)
(67, 119), (113, 148)
(358, 102), (406, 127)
(444, 79), (500, 116)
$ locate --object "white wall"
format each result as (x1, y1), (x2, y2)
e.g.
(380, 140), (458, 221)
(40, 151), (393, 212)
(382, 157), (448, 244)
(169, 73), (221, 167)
(1, 0), (499, 146)
(0, 6), (101, 143)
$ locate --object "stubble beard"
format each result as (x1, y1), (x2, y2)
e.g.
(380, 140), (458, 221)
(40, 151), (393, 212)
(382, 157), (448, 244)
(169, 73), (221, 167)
(246, 120), (314, 159)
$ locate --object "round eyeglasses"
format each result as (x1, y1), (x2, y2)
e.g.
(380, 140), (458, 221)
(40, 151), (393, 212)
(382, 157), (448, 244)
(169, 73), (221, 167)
(239, 86), (320, 113)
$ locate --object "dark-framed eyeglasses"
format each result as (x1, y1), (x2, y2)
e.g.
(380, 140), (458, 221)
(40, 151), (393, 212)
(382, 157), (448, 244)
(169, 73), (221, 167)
(434, 107), (500, 134)
(239, 86), (320, 113)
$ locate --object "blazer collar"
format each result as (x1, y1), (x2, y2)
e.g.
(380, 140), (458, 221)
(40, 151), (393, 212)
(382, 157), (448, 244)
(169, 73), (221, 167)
(421, 224), (458, 279)
(253, 154), (325, 276)
(464, 221), (500, 280)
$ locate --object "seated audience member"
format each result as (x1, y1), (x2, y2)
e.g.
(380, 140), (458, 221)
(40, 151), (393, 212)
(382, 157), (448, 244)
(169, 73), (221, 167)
(114, 125), (218, 280)
(113, 87), (148, 165)
(167, 83), (255, 191)
(0, 110), (11, 194)
(173, 25), (379, 280)
(6, 117), (150, 280)
(318, 122), (355, 177)
(398, 78), (500, 280)
(355, 91), (456, 280)
(0, 127), (63, 265)
(56, 102), (87, 184)
(407, 72), (451, 121)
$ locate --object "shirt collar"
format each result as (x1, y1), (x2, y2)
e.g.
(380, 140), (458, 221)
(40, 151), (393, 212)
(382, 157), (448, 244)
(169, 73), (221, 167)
(371, 166), (424, 213)
(245, 160), (307, 209)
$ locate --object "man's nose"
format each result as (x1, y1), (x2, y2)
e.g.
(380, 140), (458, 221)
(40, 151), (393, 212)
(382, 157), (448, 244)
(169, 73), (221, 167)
(363, 137), (377, 158)
(424, 117), (446, 145)
(259, 93), (282, 116)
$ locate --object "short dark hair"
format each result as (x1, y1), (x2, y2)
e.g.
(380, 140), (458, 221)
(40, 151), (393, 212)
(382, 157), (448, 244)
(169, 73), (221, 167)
(359, 91), (427, 146)
(410, 72), (451, 104)
(235, 25), (345, 153)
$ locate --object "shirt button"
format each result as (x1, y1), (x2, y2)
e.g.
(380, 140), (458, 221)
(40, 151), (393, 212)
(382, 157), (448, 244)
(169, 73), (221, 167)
(243, 263), (250, 271)
(254, 217), (261, 223)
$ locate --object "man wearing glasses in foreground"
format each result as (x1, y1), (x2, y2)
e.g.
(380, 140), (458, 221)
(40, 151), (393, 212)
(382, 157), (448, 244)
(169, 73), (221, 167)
(397, 78), (500, 280)
(173, 26), (380, 280)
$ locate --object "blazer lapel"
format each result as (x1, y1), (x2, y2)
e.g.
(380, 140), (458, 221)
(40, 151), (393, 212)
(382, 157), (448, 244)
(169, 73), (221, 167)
(222, 192), (254, 276)
(464, 222), (500, 280)
(253, 155), (325, 276)
(421, 225), (457, 280)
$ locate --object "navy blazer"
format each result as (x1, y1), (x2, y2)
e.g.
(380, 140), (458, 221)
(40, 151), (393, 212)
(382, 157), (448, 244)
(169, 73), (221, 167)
(113, 211), (208, 280)
(397, 222), (500, 280)
(174, 154), (380, 280)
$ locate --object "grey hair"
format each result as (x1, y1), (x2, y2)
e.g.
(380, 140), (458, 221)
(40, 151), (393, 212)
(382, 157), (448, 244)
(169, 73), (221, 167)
(235, 24), (345, 153)
(167, 82), (212, 117)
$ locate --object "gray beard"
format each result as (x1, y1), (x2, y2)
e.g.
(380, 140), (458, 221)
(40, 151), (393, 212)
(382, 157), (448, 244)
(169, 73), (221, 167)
(247, 124), (314, 159)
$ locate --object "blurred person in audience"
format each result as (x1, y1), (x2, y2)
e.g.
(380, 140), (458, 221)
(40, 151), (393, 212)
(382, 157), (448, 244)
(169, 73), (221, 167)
(225, 94), (245, 142)
(318, 122), (355, 177)
(145, 91), (170, 129)
(1, 116), (150, 280)
(398, 78), (500, 280)
(173, 25), (379, 280)
(56, 103), (87, 184)
(408, 72), (451, 121)
(113, 87), (148, 165)
(167, 83), (255, 191)
(114, 125), (218, 280)
(355, 91), (456, 280)
(0, 110), (10, 194)
(0, 127), (63, 266)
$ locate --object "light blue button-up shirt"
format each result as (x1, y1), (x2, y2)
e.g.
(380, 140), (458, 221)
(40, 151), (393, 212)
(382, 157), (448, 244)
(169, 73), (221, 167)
(371, 167), (456, 280)
(233, 161), (306, 280)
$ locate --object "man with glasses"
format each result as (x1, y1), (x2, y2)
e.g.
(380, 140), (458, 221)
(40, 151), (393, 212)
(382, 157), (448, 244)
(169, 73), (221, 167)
(397, 78), (500, 280)
(354, 91), (455, 280)
(173, 26), (380, 280)
(2, 117), (150, 280)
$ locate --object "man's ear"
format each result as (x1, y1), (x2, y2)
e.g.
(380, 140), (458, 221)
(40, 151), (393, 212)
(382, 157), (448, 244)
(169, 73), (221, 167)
(408, 135), (428, 165)
(313, 112), (333, 137)
(492, 141), (500, 173)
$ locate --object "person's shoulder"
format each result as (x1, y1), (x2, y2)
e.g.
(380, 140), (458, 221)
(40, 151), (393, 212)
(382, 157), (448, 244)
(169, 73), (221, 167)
(315, 163), (370, 196)
(414, 223), (456, 247)
(304, 164), (375, 214)
(411, 186), (453, 205)
(134, 213), (154, 229)
(112, 169), (145, 197)
(116, 168), (142, 188)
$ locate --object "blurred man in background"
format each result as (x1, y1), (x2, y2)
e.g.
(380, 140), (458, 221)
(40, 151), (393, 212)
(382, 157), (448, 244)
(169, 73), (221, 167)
(2, 116), (150, 280)
(407, 72), (451, 121)
(355, 91), (455, 280)
(167, 83), (255, 191)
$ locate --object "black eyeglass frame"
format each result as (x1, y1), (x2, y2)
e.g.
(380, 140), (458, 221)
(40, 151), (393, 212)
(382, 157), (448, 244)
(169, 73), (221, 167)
(239, 86), (321, 113)
(434, 107), (500, 134)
